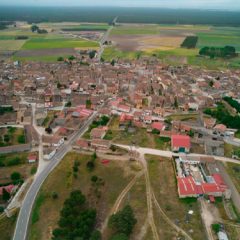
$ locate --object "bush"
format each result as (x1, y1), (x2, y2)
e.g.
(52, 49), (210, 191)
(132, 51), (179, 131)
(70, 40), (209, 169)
(57, 56), (64, 61)
(91, 175), (98, 183)
(11, 172), (21, 182)
(110, 233), (128, 240)
(31, 166), (37, 175)
(87, 161), (95, 171)
(7, 157), (21, 166)
(152, 129), (160, 135)
(108, 205), (137, 236)
(18, 135), (25, 144)
(52, 192), (58, 199)
(212, 223), (221, 233)
(0, 206), (4, 213)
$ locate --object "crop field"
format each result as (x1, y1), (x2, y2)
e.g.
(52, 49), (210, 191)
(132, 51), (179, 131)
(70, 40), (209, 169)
(21, 38), (99, 50)
(0, 40), (26, 51)
(61, 24), (109, 31)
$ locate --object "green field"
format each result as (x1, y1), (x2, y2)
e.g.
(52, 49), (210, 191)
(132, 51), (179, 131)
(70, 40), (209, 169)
(62, 24), (109, 31)
(22, 38), (99, 50)
(111, 25), (159, 35)
(197, 32), (240, 51)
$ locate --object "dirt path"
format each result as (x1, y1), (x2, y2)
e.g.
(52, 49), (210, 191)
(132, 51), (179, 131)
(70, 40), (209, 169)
(140, 154), (159, 240)
(100, 171), (144, 233)
(152, 191), (193, 240)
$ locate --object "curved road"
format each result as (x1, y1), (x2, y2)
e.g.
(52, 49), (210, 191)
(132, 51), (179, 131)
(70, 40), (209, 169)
(13, 112), (97, 240)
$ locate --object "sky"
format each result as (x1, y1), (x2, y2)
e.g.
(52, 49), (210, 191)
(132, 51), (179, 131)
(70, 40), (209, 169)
(0, 0), (240, 10)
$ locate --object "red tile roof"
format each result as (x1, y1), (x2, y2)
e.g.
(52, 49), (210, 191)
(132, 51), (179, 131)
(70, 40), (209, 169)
(151, 122), (165, 131)
(0, 184), (15, 195)
(172, 135), (190, 148)
(177, 176), (198, 196)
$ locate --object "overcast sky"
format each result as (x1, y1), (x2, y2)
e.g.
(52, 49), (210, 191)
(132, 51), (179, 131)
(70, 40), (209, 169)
(0, 0), (240, 10)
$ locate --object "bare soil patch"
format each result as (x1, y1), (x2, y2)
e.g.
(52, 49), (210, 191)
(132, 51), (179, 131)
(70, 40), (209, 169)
(15, 48), (76, 57)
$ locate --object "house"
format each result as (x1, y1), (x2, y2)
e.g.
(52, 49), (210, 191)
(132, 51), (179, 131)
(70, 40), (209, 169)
(43, 148), (56, 160)
(177, 176), (200, 198)
(117, 104), (131, 113)
(214, 124), (227, 134)
(0, 184), (15, 196)
(91, 139), (110, 151)
(42, 135), (64, 147)
(151, 122), (165, 132)
(28, 153), (37, 163)
(90, 127), (107, 139)
(171, 134), (191, 153)
(73, 139), (90, 150)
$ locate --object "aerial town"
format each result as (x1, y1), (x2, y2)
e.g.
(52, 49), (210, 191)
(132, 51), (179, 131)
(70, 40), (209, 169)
(0, 3), (240, 240)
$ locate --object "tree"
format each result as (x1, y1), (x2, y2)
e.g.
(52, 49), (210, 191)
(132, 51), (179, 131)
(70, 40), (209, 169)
(65, 101), (71, 107)
(11, 172), (21, 181)
(52, 192), (58, 199)
(212, 223), (221, 233)
(57, 57), (64, 62)
(2, 188), (11, 201)
(90, 230), (102, 240)
(152, 129), (160, 135)
(45, 127), (52, 134)
(111, 59), (116, 66)
(91, 175), (98, 183)
(4, 134), (10, 143)
(31, 25), (39, 32)
(110, 233), (128, 240)
(108, 205), (137, 236)
(86, 99), (92, 109)
(87, 161), (95, 171)
(68, 55), (75, 61)
(89, 50), (96, 59)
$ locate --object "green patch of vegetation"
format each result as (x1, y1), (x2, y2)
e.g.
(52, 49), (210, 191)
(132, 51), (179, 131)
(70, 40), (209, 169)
(0, 106), (13, 115)
(223, 96), (240, 113)
(31, 193), (46, 224)
(52, 190), (99, 240)
(154, 136), (171, 150)
(211, 223), (221, 233)
(181, 36), (198, 49)
(204, 103), (240, 130)
(199, 46), (237, 59)
(0, 152), (28, 167)
(108, 205), (137, 239)
(22, 38), (99, 50)
(62, 24), (109, 31)
(0, 213), (18, 240)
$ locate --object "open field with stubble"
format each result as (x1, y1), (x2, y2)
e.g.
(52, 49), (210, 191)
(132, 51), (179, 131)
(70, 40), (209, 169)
(29, 152), (140, 240)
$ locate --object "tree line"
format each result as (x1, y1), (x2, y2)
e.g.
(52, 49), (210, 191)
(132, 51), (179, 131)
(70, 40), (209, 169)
(199, 46), (237, 59)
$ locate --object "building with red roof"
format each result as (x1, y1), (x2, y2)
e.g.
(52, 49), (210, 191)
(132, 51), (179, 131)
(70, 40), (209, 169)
(0, 184), (15, 195)
(151, 122), (165, 132)
(171, 134), (191, 153)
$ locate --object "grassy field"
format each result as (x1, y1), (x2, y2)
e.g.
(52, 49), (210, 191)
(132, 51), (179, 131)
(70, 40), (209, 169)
(29, 152), (137, 240)
(0, 152), (37, 184)
(104, 116), (170, 150)
(0, 40), (26, 51)
(0, 213), (18, 240)
(0, 127), (26, 147)
(225, 162), (240, 194)
(146, 155), (206, 240)
(12, 55), (72, 62)
(62, 24), (109, 31)
(22, 38), (99, 50)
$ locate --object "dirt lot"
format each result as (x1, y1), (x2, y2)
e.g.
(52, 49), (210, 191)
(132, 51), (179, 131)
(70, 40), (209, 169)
(110, 34), (185, 51)
(15, 48), (76, 57)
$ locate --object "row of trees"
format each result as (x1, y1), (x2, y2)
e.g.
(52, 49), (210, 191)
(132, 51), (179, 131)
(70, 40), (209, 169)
(199, 46), (237, 59)
(204, 103), (240, 130)
(52, 190), (101, 240)
(223, 96), (240, 113)
(31, 25), (48, 34)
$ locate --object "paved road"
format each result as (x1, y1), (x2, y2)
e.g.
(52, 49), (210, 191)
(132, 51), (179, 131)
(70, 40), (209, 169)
(13, 112), (97, 240)
(217, 162), (240, 212)
(97, 16), (118, 61)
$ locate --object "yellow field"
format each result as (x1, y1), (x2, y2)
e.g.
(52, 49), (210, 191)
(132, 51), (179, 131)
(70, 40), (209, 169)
(0, 40), (26, 51)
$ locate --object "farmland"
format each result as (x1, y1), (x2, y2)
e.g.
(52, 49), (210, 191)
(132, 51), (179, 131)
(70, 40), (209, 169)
(21, 38), (99, 50)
